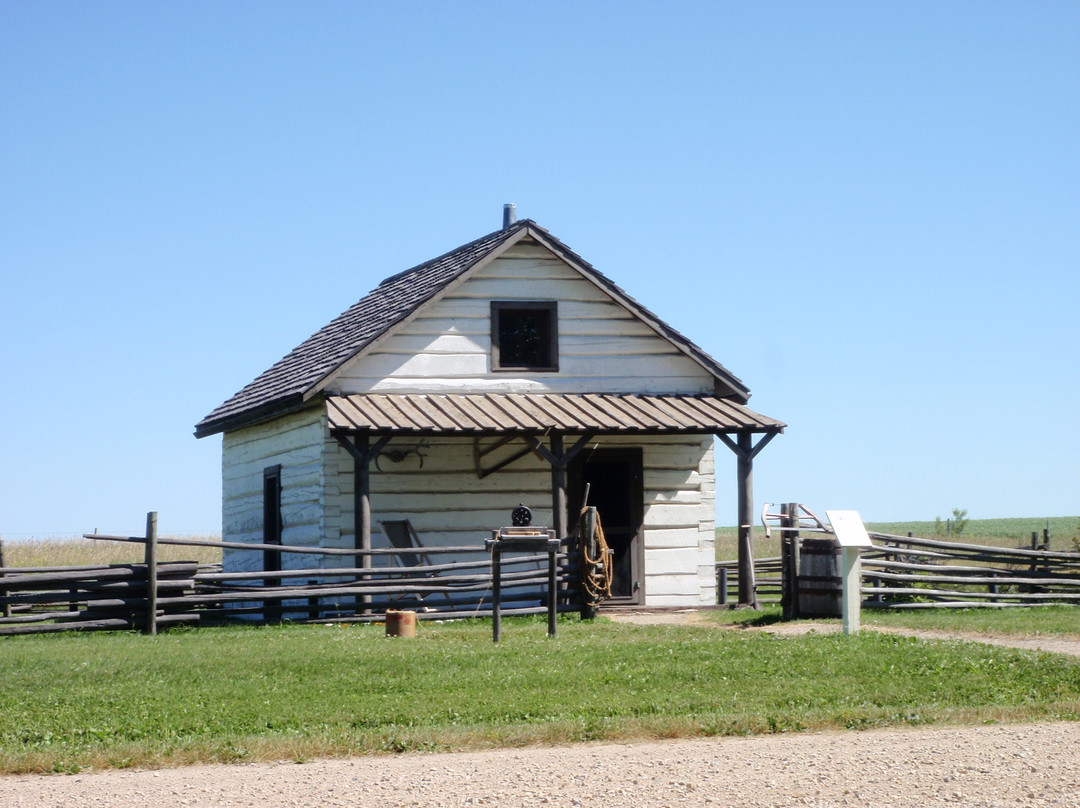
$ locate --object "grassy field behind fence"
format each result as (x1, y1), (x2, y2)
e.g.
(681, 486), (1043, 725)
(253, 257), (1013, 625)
(4, 517), (1076, 569)
(0, 611), (1078, 774)
(0, 536), (223, 568)
(716, 516), (1080, 561)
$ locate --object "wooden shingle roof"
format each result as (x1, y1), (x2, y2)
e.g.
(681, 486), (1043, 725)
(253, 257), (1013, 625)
(195, 219), (753, 438)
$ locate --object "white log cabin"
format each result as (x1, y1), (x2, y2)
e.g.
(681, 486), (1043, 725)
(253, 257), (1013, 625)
(195, 209), (784, 609)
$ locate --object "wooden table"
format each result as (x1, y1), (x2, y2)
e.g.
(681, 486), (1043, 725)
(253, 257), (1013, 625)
(485, 533), (560, 643)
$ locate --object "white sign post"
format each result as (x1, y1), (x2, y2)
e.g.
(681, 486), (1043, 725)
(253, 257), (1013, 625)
(826, 510), (873, 635)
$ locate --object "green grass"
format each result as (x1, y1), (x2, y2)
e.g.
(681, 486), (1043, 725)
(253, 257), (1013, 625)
(862, 605), (1080, 639)
(716, 516), (1080, 561)
(1, 615), (1078, 773)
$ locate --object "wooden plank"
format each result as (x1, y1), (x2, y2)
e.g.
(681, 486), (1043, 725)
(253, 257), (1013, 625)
(647, 396), (714, 429)
(350, 396), (399, 430)
(860, 587), (1080, 601)
(441, 395), (501, 430)
(867, 570), (1080, 588)
(531, 394), (594, 430)
(476, 395), (535, 430)
(326, 396), (368, 431)
(618, 395), (681, 430)
(85, 534), (487, 556)
(366, 395), (421, 431)
(869, 532), (1080, 562)
(388, 395), (442, 431)
(678, 396), (740, 430)
(563, 395), (624, 430)
(597, 395), (654, 429)
(410, 395), (457, 431)
(506, 394), (568, 429)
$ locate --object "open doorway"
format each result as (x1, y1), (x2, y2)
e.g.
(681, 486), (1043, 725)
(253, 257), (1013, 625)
(569, 447), (644, 605)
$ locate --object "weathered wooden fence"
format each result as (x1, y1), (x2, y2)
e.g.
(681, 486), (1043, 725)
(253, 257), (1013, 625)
(718, 529), (1080, 611)
(0, 514), (581, 636)
(860, 532), (1080, 608)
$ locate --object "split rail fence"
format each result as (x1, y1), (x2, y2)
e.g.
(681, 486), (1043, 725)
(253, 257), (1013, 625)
(0, 513), (580, 636)
(718, 528), (1080, 611)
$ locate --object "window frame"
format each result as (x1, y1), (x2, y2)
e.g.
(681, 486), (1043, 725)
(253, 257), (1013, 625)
(490, 301), (559, 373)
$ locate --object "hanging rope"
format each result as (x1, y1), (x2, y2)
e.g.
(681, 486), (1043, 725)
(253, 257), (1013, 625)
(579, 506), (613, 606)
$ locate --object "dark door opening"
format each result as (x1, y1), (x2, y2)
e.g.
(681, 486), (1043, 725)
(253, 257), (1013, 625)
(569, 447), (644, 604)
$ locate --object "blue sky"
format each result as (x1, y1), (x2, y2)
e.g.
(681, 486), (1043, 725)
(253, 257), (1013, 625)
(2, 2), (1077, 538)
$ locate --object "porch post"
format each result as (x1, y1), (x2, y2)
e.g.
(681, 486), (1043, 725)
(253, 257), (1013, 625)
(717, 428), (780, 610)
(354, 434), (371, 573)
(736, 430), (756, 608)
(550, 433), (567, 540)
(334, 433), (392, 613)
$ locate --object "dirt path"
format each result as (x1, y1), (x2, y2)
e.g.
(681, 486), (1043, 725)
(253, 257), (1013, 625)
(606, 609), (1080, 658)
(2, 722), (1078, 807)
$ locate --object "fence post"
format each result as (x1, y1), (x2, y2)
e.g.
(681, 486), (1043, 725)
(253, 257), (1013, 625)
(780, 502), (801, 620)
(145, 511), (158, 635)
(781, 505), (799, 617)
(0, 536), (10, 618)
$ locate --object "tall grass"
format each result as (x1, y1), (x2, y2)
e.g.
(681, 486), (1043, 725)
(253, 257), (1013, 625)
(0, 536), (222, 568)
(0, 616), (1077, 773)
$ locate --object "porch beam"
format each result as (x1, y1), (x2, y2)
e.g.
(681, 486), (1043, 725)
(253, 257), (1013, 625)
(524, 432), (595, 539)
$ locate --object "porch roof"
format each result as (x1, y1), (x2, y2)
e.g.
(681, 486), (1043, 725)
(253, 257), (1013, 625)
(326, 393), (784, 437)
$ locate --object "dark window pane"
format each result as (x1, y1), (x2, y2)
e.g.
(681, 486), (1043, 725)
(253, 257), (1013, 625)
(499, 309), (551, 367)
(492, 302), (557, 370)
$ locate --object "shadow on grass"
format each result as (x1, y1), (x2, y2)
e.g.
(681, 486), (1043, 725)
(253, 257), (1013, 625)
(703, 605), (787, 629)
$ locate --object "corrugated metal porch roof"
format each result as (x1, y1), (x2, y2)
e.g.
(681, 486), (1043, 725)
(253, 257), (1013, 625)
(326, 393), (785, 436)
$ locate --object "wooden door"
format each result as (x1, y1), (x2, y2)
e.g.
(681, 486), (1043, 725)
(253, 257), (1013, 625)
(569, 448), (644, 604)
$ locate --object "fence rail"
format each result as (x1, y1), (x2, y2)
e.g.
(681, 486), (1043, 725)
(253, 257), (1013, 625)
(0, 515), (582, 636)
(719, 529), (1080, 610)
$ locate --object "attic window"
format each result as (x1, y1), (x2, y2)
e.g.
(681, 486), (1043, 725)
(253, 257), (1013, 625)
(491, 301), (558, 372)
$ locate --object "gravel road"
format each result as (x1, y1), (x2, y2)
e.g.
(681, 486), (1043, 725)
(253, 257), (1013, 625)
(2, 722), (1078, 808)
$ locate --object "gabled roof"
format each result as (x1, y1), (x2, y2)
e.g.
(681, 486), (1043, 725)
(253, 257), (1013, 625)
(195, 219), (751, 438)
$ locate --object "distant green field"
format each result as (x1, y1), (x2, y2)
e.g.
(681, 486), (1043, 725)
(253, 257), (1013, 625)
(716, 516), (1080, 561)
